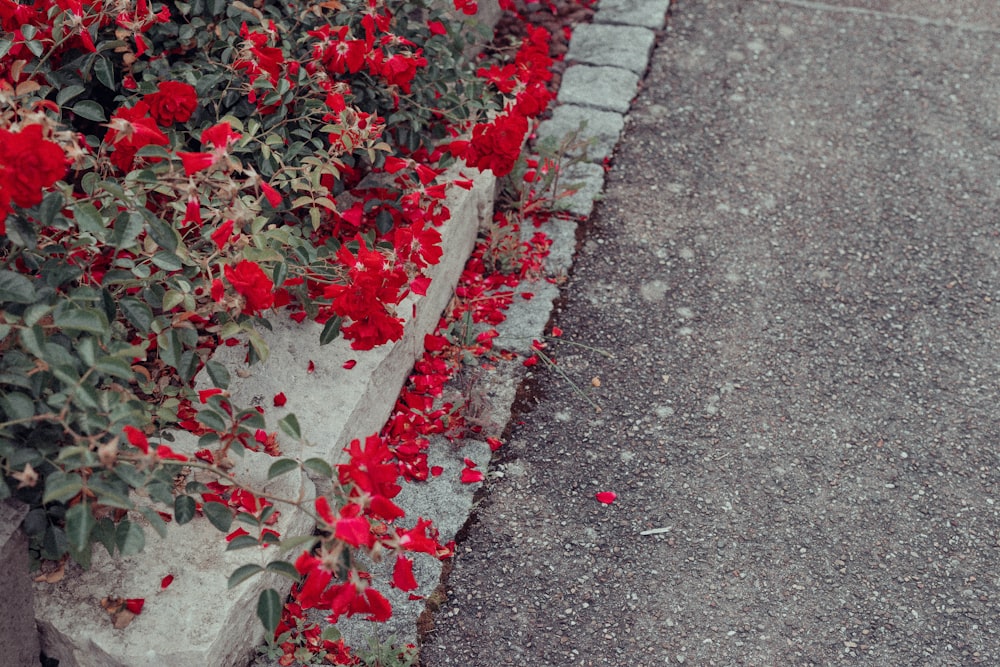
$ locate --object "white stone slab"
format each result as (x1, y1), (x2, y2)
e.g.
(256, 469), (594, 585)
(33, 164), (496, 667)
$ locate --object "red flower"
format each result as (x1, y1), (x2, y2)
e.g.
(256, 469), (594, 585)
(260, 181), (282, 207)
(324, 238), (409, 350)
(201, 122), (241, 150)
(315, 496), (336, 525)
(0, 124), (68, 209)
(224, 260), (275, 314)
(104, 102), (169, 172)
(177, 151), (215, 176)
(273, 392), (287, 407)
(210, 219), (235, 250)
(373, 52), (426, 94)
(453, 0), (478, 15)
(391, 555), (418, 592)
(123, 425), (150, 454)
(143, 81), (198, 125)
(465, 111), (528, 178)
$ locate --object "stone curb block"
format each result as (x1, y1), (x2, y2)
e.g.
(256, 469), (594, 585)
(558, 64), (640, 114)
(559, 161), (607, 219)
(33, 165), (496, 667)
(536, 105), (626, 163)
(566, 24), (656, 75)
(593, 0), (672, 29)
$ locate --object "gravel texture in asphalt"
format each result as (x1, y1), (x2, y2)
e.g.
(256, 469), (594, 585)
(420, 1), (1000, 665)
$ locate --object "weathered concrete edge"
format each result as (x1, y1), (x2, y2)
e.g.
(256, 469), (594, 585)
(33, 164), (496, 667)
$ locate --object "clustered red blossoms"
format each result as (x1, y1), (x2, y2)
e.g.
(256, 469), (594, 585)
(273, 206), (559, 666)
(1, 0), (587, 660)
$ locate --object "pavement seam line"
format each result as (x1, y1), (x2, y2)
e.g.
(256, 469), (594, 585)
(768, 0), (1000, 34)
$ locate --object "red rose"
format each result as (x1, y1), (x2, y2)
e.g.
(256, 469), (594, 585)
(224, 260), (274, 314)
(0, 124), (67, 209)
(143, 81), (198, 126)
(465, 111), (528, 177)
(104, 102), (169, 172)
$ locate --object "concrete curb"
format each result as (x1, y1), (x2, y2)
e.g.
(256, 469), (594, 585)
(33, 165), (496, 667)
(537, 0), (668, 220)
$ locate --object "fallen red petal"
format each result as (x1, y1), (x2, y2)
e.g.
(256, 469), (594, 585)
(343, 360), (357, 369)
(460, 467), (484, 484)
(596, 491), (617, 505)
(160, 574), (174, 589)
(273, 392), (287, 407)
(124, 598), (145, 615)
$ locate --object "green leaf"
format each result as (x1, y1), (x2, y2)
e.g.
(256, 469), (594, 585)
(274, 534), (318, 555)
(144, 215), (178, 253)
(119, 297), (153, 333)
(225, 535), (260, 550)
(138, 506), (169, 538)
(94, 356), (135, 380)
(24, 39), (44, 58)
(265, 560), (301, 582)
(18, 325), (45, 358)
(227, 563), (264, 589)
(115, 519), (145, 555)
(94, 56), (116, 90)
(302, 457), (333, 479)
(202, 501), (233, 532)
(267, 458), (298, 480)
(184, 481), (209, 495)
(72, 100), (106, 122)
(43, 471), (84, 504)
(319, 316), (342, 345)
(93, 517), (116, 556)
(111, 211), (144, 249)
(73, 202), (107, 240)
(66, 501), (96, 551)
(174, 495), (196, 525)
(256, 588), (282, 635)
(205, 360), (230, 389)
(0, 270), (36, 304)
(157, 328), (181, 370)
(87, 478), (134, 510)
(0, 392), (35, 421)
(161, 290), (184, 311)
(151, 251), (183, 272)
(247, 330), (269, 364)
(56, 84), (87, 106)
(38, 191), (65, 226)
(195, 407), (227, 432)
(54, 307), (109, 334)
(42, 525), (68, 560)
(277, 413), (301, 441)
(113, 462), (146, 489)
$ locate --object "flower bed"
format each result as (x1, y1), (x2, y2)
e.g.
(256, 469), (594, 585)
(0, 0), (591, 664)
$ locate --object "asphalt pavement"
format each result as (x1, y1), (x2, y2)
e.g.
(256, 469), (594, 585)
(420, 1), (1000, 665)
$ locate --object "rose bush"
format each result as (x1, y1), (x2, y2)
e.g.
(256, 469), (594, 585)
(0, 0), (575, 660)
